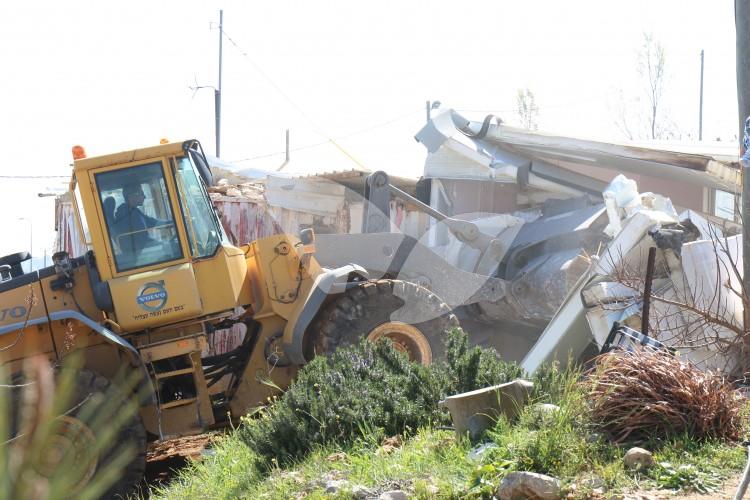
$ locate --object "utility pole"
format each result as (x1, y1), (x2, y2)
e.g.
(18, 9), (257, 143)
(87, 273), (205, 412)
(699, 49), (704, 141)
(215, 10), (223, 158)
(738, 0), (750, 337)
(426, 100), (431, 123)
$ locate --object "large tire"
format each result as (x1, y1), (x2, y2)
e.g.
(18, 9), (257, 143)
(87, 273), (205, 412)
(11, 369), (146, 499)
(312, 279), (459, 364)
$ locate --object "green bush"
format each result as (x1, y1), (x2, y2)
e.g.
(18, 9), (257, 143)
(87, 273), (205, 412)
(530, 358), (576, 404)
(241, 338), (444, 466)
(437, 328), (527, 396)
(241, 328), (527, 467)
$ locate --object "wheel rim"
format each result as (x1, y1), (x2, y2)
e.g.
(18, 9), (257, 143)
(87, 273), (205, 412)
(33, 415), (99, 494)
(367, 322), (433, 365)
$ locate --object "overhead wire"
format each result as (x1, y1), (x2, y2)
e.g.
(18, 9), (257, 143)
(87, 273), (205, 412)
(0, 175), (69, 179)
(228, 108), (422, 163)
(221, 29), (389, 170)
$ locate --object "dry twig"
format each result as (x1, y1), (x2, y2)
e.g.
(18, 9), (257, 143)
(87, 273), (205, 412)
(584, 348), (745, 443)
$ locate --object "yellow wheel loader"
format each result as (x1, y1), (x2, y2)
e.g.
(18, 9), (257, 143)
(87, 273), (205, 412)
(0, 140), (458, 497)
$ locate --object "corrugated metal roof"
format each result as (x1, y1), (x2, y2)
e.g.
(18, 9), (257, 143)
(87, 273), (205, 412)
(416, 109), (741, 192)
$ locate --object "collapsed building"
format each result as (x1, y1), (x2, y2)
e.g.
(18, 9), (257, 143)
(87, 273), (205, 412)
(54, 108), (747, 375)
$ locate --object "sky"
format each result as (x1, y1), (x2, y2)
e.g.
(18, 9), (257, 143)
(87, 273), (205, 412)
(0, 0), (741, 261)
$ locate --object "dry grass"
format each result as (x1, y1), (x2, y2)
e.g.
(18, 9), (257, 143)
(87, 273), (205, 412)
(584, 347), (745, 443)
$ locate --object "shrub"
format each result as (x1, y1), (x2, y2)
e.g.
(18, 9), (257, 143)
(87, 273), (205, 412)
(241, 328), (528, 467)
(530, 357), (579, 405)
(585, 348), (745, 443)
(437, 328), (527, 396)
(241, 338), (444, 465)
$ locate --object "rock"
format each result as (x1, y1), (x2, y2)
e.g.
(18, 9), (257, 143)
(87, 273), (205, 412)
(325, 479), (349, 494)
(351, 484), (377, 499)
(497, 471), (561, 500)
(528, 403), (561, 429)
(623, 447), (654, 471)
(579, 474), (605, 490)
(379, 490), (409, 500)
(534, 403), (560, 414)
(572, 477), (606, 497)
(586, 432), (603, 444)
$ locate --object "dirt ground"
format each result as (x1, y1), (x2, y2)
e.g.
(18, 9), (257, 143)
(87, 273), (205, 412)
(144, 433), (218, 491)
(141, 432), (748, 499)
(146, 433), (217, 462)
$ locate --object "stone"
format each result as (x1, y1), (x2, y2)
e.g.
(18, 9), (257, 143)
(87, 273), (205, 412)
(534, 403), (560, 414)
(586, 432), (603, 444)
(379, 490), (409, 500)
(497, 471), (561, 500)
(324, 479), (349, 494)
(579, 475), (605, 490)
(351, 484), (377, 499)
(623, 447), (654, 471)
(528, 403), (561, 429)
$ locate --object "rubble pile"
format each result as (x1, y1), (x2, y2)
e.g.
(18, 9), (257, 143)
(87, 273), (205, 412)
(207, 178), (266, 202)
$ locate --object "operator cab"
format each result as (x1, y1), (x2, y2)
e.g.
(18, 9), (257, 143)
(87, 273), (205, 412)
(73, 140), (226, 277)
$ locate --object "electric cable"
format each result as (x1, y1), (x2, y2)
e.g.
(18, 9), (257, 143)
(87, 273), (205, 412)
(228, 108), (421, 163)
(221, 29), (422, 171)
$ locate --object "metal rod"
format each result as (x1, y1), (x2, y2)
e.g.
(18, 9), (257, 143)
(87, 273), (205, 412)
(743, 163), (750, 332)
(733, 444), (750, 500)
(642, 247), (657, 336)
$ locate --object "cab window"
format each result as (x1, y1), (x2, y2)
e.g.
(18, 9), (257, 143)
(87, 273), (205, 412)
(174, 156), (222, 258)
(94, 162), (183, 272)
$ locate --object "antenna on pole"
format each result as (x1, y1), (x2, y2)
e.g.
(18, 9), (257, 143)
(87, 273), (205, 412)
(699, 49), (704, 141)
(285, 129), (290, 163)
(215, 9), (223, 158)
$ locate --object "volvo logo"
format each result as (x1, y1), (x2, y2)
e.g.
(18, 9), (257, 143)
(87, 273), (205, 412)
(136, 281), (168, 312)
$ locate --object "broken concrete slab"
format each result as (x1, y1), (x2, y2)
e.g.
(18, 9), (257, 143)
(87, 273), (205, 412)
(440, 379), (533, 438)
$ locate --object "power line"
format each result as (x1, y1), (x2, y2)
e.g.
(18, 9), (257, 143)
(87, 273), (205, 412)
(0, 175), (69, 179)
(228, 108), (422, 163)
(220, 28), (379, 170)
